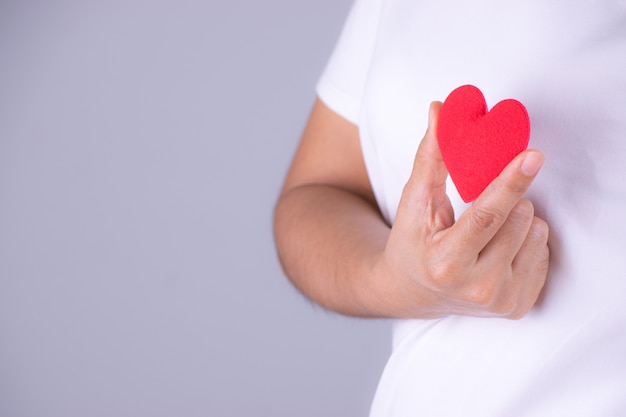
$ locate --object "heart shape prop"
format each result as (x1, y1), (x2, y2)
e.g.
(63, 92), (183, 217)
(437, 85), (530, 202)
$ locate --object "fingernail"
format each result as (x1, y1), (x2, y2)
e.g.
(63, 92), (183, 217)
(520, 151), (544, 176)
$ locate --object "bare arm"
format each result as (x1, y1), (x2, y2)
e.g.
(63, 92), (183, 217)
(274, 99), (390, 316)
(273, 99), (549, 319)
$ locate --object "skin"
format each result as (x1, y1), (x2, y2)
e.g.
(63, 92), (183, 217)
(274, 99), (550, 319)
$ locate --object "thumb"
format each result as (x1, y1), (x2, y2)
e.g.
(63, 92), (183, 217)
(404, 101), (448, 204)
(398, 101), (453, 229)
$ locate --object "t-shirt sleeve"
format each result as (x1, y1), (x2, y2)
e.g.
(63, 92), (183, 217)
(316, 0), (382, 125)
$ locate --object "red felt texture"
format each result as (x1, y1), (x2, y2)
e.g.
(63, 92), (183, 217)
(437, 85), (530, 202)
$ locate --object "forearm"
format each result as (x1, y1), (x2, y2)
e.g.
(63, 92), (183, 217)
(274, 100), (549, 320)
(274, 183), (399, 317)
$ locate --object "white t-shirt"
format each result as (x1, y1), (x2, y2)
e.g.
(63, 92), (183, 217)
(317, 1), (626, 415)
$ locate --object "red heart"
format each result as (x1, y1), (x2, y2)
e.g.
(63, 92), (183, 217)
(437, 85), (530, 202)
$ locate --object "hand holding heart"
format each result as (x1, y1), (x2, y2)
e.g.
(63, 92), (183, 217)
(379, 101), (550, 319)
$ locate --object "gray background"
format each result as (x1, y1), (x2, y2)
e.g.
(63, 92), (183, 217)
(0, 1), (391, 416)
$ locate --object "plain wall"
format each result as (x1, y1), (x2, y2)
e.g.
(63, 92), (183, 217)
(0, 1), (391, 416)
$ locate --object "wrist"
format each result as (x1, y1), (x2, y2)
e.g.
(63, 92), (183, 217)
(357, 250), (440, 319)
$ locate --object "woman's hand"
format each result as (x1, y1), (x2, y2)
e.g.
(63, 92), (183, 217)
(376, 102), (550, 319)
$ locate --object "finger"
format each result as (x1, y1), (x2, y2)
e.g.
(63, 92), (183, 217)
(406, 101), (448, 199)
(509, 217), (550, 318)
(450, 149), (545, 260)
(399, 101), (453, 230)
(479, 199), (535, 263)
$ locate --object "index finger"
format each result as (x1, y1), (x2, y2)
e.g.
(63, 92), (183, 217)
(447, 150), (544, 259)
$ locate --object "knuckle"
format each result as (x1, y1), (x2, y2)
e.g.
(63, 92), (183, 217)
(494, 174), (529, 196)
(464, 283), (496, 307)
(469, 206), (505, 232)
(510, 199), (534, 222)
(508, 288), (539, 319)
(428, 258), (459, 288)
(399, 178), (431, 214)
(530, 218), (550, 243)
(493, 294), (518, 317)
